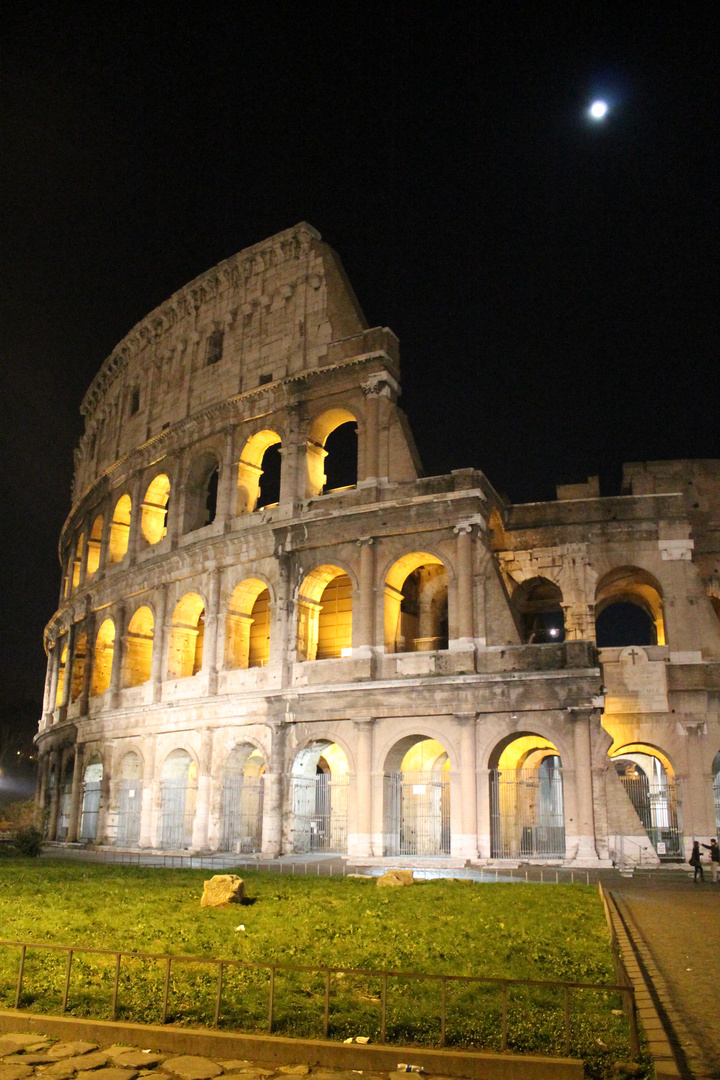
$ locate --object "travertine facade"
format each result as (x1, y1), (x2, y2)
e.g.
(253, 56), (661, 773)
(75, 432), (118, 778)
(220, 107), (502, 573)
(35, 224), (720, 866)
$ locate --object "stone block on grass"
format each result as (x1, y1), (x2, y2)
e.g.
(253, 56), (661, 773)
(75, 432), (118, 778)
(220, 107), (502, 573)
(200, 875), (244, 907)
(377, 869), (414, 887)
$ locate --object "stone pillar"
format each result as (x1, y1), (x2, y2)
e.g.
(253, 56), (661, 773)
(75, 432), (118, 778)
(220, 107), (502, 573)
(66, 744), (85, 843)
(203, 569), (221, 693)
(356, 538), (376, 651)
(270, 552), (294, 670)
(139, 736), (157, 848)
(126, 480), (143, 565)
(42, 650), (56, 728)
(350, 720), (374, 856)
(261, 721), (287, 857)
(363, 390), (380, 480)
(97, 500), (111, 574)
(571, 710), (599, 863)
(191, 728), (215, 851)
(109, 603), (126, 707)
(455, 713), (478, 858)
(453, 524), (474, 644)
(476, 765), (491, 859)
(35, 755), (50, 830)
(151, 586), (168, 702)
(78, 613), (96, 716)
(47, 750), (62, 841)
(57, 624), (76, 722)
(216, 429), (236, 527)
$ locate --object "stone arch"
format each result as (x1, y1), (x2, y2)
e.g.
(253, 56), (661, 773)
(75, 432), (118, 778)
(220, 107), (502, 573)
(488, 731), (565, 859)
(225, 577), (272, 669)
(383, 734), (451, 856)
(220, 742), (266, 853)
(80, 752), (104, 842)
(116, 749), (143, 846)
(123, 605), (155, 687)
(297, 564), (354, 661)
(512, 577), (566, 643)
(86, 513), (103, 577)
(306, 407), (358, 497)
(183, 450), (221, 533)
(291, 739), (349, 853)
(384, 552), (449, 653)
(595, 566), (665, 647)
(159, 748), (198, 849)
(167, 593), (206, 679)
(140, 473), (171, 545)
(55, 638), (68, 707)
(609, 742), (682, 859)
(71, 533), (84, 591)
(70, 630), (88, 702)
(91, 618), (115, 696)
(108, 494), (132, 563)
(237, 430), (282, 513)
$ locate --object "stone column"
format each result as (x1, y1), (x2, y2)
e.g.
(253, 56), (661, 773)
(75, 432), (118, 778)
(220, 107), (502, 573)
(203, 569), (221, 693)
(453, 524), (474, 644)
(270, 552), (294, 670)
(66, 744), (85, 843)
(57, 624), (76, 722)
(216, 429), (236, 528)
(46, 750), (62, 841)
(35, 755), (50, 829)
(476, 765), (491, 859)
(356, 538), (376, 652)
(351, 720), (374, 856)
(41, 650), (55, 728)
(191, 728), (215, 851)
(139, 736), (157, 848)
(109, 603), (126, 707)
(78, 521), (91, 587)
(151, 586), (168, 702)
(363, 389), (380, 480)
(78, 613), (96, 716)
(571, 710), (599, 863)
(98, 499), (111, 574)
(126, 480), (143, 565)
(455, 713), (478, 858)
(261, 721), (287, 857)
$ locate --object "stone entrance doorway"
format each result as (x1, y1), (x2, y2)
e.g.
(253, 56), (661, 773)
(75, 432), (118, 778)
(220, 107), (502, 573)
(489, 734), (565, 859)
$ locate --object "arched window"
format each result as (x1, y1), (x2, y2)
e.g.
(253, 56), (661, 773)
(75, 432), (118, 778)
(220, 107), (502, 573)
(297, 566), (352, 661)
(489, 733), (565, 859)
(513, 577), (566, 643)
(55, 640), (68, 707)
(160, 749), (197, 849)
(291, 741), (349, 853)
(595, 567), (665, 647)
(225, 579), (271, 669)
(108, 494), (132, 563)
(167, 594), (205, 679)
(221, 745), (266, 853)
(610, 744), (681, 858)
(140, 474), (171, 545)
(183, 453), (220, 533)
(306, 409), (358, 497)
(86, 514), (103, 577)
(70, 631), (87, 702)
(385, 553), (448, 653)
(384, 736), (450, 856)
(123, 606), (154, 687)
(236, 431), (282, 513)
(91, 618), (115, 696)
(72, 534), (84, 590)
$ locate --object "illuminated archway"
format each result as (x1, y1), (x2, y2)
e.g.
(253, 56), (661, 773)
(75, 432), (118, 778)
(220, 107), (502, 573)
(610, 743), (681, 858)
(595, 567), (665, 647)
(91, 619), (115, 696)
(225, 579), (271, 669)
(489, 733), (565, 859)
(55, 640), (68, 707)
(108, 494), (132, 563)
(297, 565), (352, 660)
(123, 606), (154, 687)
(237, 430), (282, 513)
(80, 755), (103, 842)
(167, 594), (205, 679)
(160, 749), (197, 849)
(116, 750), (143, 846)
(72, 534), (84, 590)
(306, 408), (358, 497)
(291, 741), (349, 853)
(384, 553), (448, 653)
(86, 514), (103, 577)
(220, 744), (266, 852)
(141, 474), (171, 544)
(384, 736), (450, 856)
(70, 631), (87, 702)
(513, 577), (566, 643)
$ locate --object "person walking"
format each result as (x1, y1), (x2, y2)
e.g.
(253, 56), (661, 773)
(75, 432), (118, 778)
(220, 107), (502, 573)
(701, 837), (719, 883)
(689, 840), (704, 882)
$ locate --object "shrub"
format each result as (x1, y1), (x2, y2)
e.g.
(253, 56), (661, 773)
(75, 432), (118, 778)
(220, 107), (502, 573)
(13, 825), (44, 857)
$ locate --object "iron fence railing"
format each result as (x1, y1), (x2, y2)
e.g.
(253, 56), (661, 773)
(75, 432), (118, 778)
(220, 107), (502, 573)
(1, 937), (638, 1060)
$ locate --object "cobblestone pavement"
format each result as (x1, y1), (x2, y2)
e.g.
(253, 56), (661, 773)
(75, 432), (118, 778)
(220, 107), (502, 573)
(0, 1033), (445, 1080)
(612, 872), (720, 1079)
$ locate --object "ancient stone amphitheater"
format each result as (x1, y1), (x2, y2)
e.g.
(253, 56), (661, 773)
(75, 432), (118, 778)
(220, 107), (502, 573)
(36, 223), (720, 867)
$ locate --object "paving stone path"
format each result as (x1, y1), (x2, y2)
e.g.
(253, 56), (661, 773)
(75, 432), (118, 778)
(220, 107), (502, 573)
(0, 1033), (432, 1080)
(612, 873), (720, 1079)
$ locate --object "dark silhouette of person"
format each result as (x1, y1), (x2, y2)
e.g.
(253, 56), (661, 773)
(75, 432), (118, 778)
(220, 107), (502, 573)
(689, 840), (704, 882)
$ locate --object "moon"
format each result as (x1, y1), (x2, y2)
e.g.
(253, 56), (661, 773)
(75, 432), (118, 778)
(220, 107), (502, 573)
(589, 100), (609, 120)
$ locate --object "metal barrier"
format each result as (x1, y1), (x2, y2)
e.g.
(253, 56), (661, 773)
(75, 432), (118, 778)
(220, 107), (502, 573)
(2, 937), (638, 1058)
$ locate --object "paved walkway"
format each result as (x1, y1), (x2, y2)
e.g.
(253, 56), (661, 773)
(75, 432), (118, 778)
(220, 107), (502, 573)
(611, 872), (720, 1079)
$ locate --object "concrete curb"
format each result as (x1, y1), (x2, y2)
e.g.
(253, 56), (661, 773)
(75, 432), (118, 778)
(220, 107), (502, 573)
(0, 1010), (583, 1079)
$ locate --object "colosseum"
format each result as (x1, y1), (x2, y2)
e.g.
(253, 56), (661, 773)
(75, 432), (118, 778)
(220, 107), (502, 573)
(35, 222), (720, 868)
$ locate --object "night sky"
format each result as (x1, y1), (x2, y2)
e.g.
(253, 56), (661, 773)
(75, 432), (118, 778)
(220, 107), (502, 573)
(1, 3), (718, 735)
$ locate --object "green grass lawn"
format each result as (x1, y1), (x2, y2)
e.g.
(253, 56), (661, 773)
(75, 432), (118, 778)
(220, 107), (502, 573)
(0, 861), (645, 1078)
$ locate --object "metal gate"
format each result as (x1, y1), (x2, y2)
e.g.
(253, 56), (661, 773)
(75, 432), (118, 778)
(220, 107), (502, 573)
(56, 780), (73, 841)
(80, 782), (101, 841)
(490, 768), (566, 859)
(385, 771), (450, 856)
(160, 779), (197, 849)
(116, 779), (143, 846)
(620, 774), (682, 858)
(221, 776), (264, 852)
(292, 773), (348, 853)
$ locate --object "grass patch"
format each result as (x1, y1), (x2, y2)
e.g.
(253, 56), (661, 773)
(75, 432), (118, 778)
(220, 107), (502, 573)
(0, 860), (646, 1077)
